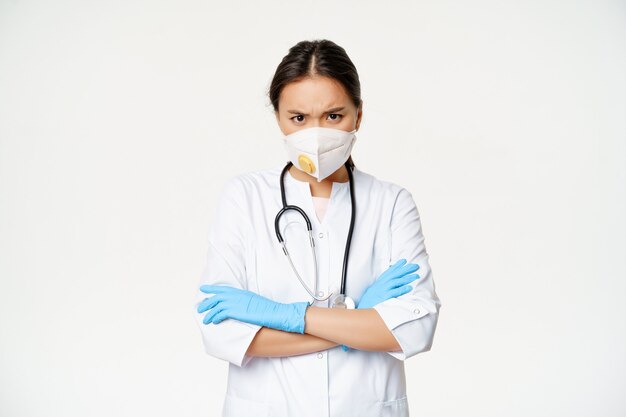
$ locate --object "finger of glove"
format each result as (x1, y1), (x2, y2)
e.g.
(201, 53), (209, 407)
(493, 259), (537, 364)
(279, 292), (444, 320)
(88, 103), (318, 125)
(199, 284), (238, 295)
(390, 263), (419, 279)
(388, 258), (407, 271)
(389, 284), (414, 298)
(197, 294), (224, 314)
(203, 302), (228, 324)
(383, 258), (408, 275)
(387, 273), (421, 289)
(379, 262), (418, 283)
(377, 260), (406, 283)
(212, 310), (231, 324)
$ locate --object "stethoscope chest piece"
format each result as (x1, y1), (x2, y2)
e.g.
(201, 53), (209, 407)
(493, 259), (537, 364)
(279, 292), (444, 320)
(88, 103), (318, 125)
(330, 293), (355, 309)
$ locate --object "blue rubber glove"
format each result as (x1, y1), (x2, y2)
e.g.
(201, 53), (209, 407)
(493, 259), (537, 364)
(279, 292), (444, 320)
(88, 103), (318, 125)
(342, 258), (420, 352)
(197, 285), (310, 334)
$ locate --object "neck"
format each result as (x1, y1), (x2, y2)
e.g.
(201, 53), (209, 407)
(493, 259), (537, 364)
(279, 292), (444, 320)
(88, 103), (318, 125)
(288, 164), (349, 184)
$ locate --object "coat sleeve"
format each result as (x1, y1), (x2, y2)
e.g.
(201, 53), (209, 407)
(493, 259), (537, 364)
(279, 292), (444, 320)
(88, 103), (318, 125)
(193, 176), (262, 368)
(372, 187), (442, 361)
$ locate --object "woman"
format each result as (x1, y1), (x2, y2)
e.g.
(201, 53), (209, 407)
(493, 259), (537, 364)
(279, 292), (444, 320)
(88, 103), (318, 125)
(194, 39), (441, 417)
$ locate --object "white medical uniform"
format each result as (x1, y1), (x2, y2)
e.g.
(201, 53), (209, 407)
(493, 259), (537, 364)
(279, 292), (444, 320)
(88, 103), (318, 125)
(194, 163), (441, 417)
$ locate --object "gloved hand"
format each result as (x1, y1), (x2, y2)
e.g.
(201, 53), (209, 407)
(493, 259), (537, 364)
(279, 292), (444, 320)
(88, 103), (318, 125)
(357, 258), (420, 309)
(342, 258), (420, 352)
(197, 285), (310, 334)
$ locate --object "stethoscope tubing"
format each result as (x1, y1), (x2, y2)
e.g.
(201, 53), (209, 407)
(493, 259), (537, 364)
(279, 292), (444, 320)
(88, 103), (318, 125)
(274, 161), (355, 303)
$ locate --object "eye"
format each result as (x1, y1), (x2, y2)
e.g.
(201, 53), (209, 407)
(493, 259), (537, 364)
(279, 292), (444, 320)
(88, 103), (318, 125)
(327, 113), (343, 121)
(290, 115), (305, 123)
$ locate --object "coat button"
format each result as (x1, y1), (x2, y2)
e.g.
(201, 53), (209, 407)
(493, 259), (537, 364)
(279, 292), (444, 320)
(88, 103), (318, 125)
(318, 232), (324, 238)
(317, 290), (325, 297)
(317, 352), (324, 359)
(413, 308), (421, 314)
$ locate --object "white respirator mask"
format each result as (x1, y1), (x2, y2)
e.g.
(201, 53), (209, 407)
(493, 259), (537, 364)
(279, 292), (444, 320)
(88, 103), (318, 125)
(282, 126), (357, 182)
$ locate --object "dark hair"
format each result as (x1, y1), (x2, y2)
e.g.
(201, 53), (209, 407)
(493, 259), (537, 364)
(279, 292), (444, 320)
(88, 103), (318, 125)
(267, 39), (362, 170)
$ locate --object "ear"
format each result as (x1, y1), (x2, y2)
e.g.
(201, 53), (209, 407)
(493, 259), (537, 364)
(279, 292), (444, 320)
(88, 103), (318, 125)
(355, 100), (363, 130)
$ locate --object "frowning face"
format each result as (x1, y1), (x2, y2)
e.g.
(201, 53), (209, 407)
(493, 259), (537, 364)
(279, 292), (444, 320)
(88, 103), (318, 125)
(275, 75), (362, 136)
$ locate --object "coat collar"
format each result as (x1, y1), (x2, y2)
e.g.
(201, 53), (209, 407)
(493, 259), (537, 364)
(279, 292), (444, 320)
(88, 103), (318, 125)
(279, 163), (357, 229)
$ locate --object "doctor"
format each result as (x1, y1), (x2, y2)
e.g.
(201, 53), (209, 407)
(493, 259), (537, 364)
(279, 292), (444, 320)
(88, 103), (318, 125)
(194, 39), (441, 417)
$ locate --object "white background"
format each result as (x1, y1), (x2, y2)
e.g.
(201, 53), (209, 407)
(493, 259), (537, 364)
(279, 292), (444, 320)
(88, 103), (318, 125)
(1, 1), (625, 416)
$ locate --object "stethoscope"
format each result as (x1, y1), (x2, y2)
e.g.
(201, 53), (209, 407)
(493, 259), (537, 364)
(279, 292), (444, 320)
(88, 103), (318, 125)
(274, 160), (356, 309)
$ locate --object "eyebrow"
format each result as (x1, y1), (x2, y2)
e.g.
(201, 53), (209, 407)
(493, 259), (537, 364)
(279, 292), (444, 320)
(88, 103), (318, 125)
(286, 106), (345, 115)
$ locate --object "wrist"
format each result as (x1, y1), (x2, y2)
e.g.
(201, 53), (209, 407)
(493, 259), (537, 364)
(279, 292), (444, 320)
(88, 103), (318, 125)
(293, 301), (310, 334)
(280, 301), (309, 334)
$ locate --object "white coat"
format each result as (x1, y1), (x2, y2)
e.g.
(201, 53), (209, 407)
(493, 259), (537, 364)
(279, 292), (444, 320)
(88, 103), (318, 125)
(193, 162), (442, 417)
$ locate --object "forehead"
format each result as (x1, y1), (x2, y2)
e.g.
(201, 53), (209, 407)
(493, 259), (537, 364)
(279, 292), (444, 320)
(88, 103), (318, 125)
(279, 76), (352, 111)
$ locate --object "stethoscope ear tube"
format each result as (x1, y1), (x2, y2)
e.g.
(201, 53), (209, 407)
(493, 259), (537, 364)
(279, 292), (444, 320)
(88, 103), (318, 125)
(341, 160), (355, 296)
(274, 205), (313, 243)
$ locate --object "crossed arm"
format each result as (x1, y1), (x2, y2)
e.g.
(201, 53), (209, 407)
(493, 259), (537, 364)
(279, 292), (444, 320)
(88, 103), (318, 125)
(200, 260), (421, 359)
(199, 181), (436, 364)
(246, 307), (401, 358)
